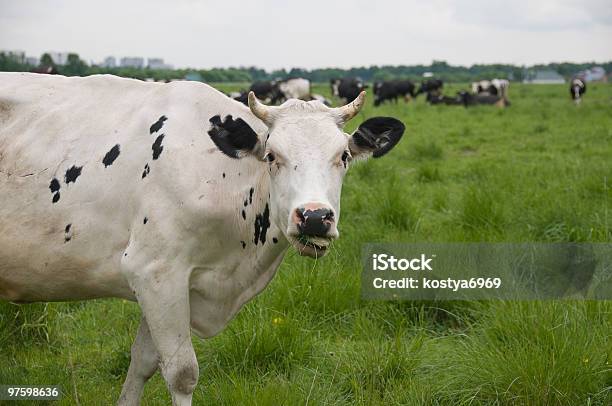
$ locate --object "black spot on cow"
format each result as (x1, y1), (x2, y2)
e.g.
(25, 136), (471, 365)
(102, 144), (121, 167)
(142, 164), (150, 179)
(244, 199), (248, 207)
(207, 115), (259, 159)
(253, 203), (271, 245)
(273, 237), (278, 244)
(242, 210), (246, 220)
(64, 223), (72, 242)
(143, 217), (148, 224)
(241, 241), (246, 249)
(152, 135), (165, 160)
(222, 172), (226, 178)
(64, 165), (83, 184)
(49, 178), (60, 193)
(49, 178), (61, 203)
(150, 115), (168, 134)
(249, 187), (254, 204)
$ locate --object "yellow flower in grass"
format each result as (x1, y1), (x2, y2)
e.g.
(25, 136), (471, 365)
(272, 317), (284, 326)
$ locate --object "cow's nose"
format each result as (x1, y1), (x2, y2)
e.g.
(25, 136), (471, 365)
(293, 204), (335, 238)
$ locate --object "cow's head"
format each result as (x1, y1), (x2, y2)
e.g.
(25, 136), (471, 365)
(210, 91), (404, 257)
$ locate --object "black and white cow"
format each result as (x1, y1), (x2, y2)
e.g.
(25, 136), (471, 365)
(570, 77), (586, 104)
(249, 80), (284, 104)
(471, 79), (509, 99)
(0, 73), (405, 405)
(330, 77), (368, 103)
(373, 80), (416, 106)
(426, 92), (463, 106)
(458, 91), (510, 108)
(248, 78), (311, 105)
(415, 79), (444, 97)
(232, 80), (317, 107)
(277, 77), (311, 101)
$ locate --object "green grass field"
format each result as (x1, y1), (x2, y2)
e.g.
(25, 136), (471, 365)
(1, 83), (611, 405)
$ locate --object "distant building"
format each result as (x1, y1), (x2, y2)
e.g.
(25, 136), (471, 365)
(25, 56), (40, 66)
(523, 70), (565, 84)
(120, 57), (144, 68)
(423, 72), (434, 78)
(102, 56), (116, 68)
(48, 52), (69, 66)
(576, 66), (607, 82)
(147, 58), (173, 70)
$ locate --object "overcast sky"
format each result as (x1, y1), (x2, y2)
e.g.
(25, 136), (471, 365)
(1, 0), (611, 70)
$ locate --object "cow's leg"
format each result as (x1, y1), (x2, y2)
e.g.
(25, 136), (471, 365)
(127, 265), (198, 406)
(118, 317), (159, 406)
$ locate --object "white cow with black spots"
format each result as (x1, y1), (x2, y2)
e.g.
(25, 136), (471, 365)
(471, 78), (509, 99)
(570, 77), (586, 104)
(0, 72), (405, 405)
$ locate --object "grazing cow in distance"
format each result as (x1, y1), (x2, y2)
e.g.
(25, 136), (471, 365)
(472, 79), (492, 94)
(30, 65), (59, 75)
(246, 78), (312, 105)
(230, 85), (325, 107)
(570, 77), (586, 104)
(426, 92), (463, 105)
(458, 91), (510, 108)
(472, 78), (509, 99)
(0, 72), (405, 405)
(249, 80), (284, 104)
(491, 79), (509, 98)
(330, 77), (368, 103)
(277, 77), (311, 101)
(415, 79), (444, 97)
(373, 80), (416, 106)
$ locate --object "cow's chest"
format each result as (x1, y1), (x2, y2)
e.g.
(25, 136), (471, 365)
(187, 242), (287, 338)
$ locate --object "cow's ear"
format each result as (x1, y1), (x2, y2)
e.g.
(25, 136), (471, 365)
(208, 115), (263, 159)
(349, 117), (405, 159)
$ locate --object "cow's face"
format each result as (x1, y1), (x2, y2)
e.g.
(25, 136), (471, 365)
(209, 92), (404, 258)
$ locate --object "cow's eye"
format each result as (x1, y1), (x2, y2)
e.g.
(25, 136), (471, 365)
(265, 152), (276, 163)
(341, 151), (351, 165)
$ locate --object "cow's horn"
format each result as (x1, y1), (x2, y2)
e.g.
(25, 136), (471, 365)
(248, 91), (274, 126)
(333, 91), (366, 124)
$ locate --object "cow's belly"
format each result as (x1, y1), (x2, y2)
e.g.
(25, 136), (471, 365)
(0, 176), (135, 302)
(0, 255), (133, 302)
(0, 227), (134, 302)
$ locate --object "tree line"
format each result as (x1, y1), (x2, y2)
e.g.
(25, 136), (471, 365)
(1, 52), (610, 83)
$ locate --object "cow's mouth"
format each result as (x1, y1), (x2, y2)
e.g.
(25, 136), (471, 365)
(291, 235), (331, 258)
